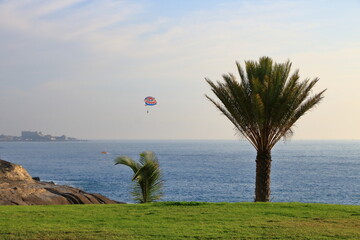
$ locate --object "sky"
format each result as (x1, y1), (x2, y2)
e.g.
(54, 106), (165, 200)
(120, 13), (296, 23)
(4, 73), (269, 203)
(0, 0), (359, 140)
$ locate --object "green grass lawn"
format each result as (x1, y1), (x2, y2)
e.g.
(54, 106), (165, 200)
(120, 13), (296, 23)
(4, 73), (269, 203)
(0, 202), (359, 239)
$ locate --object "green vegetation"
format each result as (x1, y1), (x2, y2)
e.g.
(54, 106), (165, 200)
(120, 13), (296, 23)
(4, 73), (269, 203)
(114, 151), (163, 203)
(206, 56), (326, 202)
(0, 202), (358, 239)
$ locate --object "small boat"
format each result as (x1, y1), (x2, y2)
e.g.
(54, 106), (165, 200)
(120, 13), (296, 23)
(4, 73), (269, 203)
(101, 151), (109, 154)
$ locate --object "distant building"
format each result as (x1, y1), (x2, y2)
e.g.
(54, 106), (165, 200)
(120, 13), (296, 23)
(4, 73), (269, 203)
(55, 135), (67, 141)
(21, 131), (45, 141)
(0, 134), (21, 141)
(45, 135), (56, 141)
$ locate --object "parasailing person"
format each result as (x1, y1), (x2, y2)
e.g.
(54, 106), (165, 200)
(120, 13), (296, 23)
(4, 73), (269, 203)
(144, 96), (157, 113)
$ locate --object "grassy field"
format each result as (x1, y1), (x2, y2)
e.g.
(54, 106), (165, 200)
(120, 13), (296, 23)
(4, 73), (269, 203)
(0, 202), (359, 239)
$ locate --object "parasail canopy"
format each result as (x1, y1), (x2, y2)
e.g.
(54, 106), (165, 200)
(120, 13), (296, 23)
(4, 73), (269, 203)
(144, 96), (157, 106)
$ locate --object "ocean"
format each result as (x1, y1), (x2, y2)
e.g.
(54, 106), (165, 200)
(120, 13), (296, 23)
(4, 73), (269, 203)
(0, 140), (359, 205)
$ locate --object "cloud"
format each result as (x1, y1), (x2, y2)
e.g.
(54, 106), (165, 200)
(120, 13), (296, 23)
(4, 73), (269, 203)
(0, 0), (143, 44)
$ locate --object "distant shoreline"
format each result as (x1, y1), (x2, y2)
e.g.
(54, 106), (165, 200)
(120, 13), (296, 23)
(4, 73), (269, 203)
(0, 140), (87, 142)
(0, 131), (86, 142)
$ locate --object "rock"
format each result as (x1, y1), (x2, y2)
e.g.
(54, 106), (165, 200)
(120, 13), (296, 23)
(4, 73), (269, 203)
(0, 160), (34, 182)
(0, 159), (121, 205)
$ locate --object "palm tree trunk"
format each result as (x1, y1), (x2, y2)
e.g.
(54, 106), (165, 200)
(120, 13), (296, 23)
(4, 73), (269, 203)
(255, 150), (272, 202)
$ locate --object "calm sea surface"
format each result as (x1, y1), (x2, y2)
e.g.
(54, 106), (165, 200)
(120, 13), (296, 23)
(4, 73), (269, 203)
(0, 140), (359, 205)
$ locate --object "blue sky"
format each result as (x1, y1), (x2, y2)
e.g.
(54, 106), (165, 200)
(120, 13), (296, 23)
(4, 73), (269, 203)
(0, 0), (359, 140)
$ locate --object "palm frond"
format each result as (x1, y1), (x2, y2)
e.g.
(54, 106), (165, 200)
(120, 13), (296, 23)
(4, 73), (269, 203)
(139, 151), (157, 165)
(114, 156), (141, 174)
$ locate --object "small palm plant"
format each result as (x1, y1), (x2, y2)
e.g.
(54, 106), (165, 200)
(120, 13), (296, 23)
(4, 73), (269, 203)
(115, 151), (163, 203)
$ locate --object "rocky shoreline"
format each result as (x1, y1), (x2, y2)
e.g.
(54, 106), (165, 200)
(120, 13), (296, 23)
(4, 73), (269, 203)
(0, 159), (121, 205)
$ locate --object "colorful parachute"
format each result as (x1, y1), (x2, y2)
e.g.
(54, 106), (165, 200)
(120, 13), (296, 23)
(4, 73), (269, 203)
(144, 96), (157, 106)
(144, 96), (157, 113)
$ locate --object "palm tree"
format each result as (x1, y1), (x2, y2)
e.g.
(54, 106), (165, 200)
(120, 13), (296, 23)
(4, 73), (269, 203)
(205, 56), (326, 202)
(115, 151), (163, 203)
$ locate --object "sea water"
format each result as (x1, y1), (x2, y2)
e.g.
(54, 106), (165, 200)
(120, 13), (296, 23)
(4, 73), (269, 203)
(0, 140), (359, 205)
